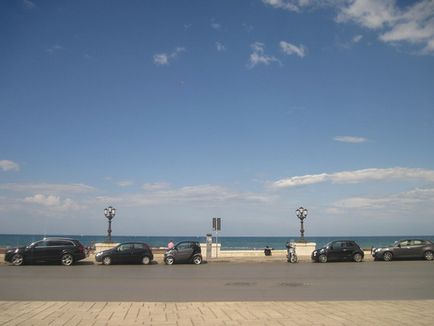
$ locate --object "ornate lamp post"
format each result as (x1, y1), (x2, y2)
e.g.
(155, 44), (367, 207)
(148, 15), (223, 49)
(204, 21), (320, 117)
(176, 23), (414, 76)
(296, 207), (308, 241)
(104, 206), (116, 243)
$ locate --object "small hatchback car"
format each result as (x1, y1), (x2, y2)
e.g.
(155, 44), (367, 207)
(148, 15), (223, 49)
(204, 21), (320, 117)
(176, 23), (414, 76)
(5, 237), (86, 266)
(372, 239), (434, 261)
(164, 241), (202, 265)
(312, 240), (364, 263)
(95, 242), (154, 265)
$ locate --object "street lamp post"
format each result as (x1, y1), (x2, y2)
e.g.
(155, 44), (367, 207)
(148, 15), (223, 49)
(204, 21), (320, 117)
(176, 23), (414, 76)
(104, 206), (116, 243)
(296, 207), (308, 241)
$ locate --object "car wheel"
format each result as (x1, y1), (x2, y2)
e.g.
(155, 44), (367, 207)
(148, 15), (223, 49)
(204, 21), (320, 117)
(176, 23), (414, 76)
(424, 251), (433, 261)
(61, 253), (74, 266)
(193, 255), (202, 265)
(289, 255), (298, 263)
(165, 256), (175, 265)
(383, 252), (393, 262)
(11, 254), (24, 266)
(102, 256), (112, 265)
(319, 254), (327, 263)
(142, 256), (151, 265)
(353, 253), (363, 262)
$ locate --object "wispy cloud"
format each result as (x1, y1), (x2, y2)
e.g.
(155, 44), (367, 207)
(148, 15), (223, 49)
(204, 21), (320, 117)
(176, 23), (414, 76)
(336, 0), (434, 54)
(280, 41), (307, 57)
(153, 47), (186, 66)
(242, 23), (254, 32)
(270, 167), (434, 189)
(352, 34), (363, 43)
(0, 160), (20, 172)
(23, 194), (81, 211)
(216, 41), (226, 52)
(334, 136), (368, 143)
(45, 45), (64, 55)
(264, 0), (434, 55)
(248, 42), (281, 68)
(211, 22), (222, 30)
(116, 180), (134, 187)
(0, 183), (96, 193)
(328, 187), (434, 213)
(22, 0), (35, 10)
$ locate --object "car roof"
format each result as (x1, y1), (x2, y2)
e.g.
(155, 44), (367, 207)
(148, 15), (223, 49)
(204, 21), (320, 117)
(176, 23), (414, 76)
(42, 237), (76, 241)
(118, 242), (149, 245)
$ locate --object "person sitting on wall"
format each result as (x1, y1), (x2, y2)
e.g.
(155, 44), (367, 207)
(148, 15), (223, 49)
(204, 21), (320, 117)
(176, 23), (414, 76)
(264, 246), (272, 256)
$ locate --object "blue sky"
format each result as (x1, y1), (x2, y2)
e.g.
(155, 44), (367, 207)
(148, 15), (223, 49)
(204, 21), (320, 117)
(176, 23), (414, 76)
(1, 0), (434, 236)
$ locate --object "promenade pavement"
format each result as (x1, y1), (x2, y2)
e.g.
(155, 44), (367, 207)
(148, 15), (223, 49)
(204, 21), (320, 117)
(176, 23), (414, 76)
(1, 300), (433, 325)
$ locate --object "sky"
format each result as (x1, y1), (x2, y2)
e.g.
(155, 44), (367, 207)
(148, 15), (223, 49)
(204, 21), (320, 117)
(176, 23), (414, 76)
(1, 0), (434, 237)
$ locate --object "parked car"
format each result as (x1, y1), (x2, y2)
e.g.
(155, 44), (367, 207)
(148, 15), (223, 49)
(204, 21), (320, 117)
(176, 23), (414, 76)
(95, 242), (153, 265)
(372, 239), (434, 261)
(4, 237), (86, 266)
(312, 240), (364, 263)
(164, 241), (202, 265)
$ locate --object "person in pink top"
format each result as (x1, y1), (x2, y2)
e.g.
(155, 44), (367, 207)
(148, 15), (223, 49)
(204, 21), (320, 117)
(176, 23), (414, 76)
(168, 240), (175, 250)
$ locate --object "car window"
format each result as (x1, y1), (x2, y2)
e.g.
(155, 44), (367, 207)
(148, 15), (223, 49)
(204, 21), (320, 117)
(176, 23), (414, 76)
(133, 243), (145, 249)
(411, 240), (423, 246)
(346, 242), (355, 248)
(48, 240), (74, 246)
(332, 241), (344, 249)
(118, 244), (133, 251)
(177, 243), (191, 250)
(34, 241), (49, 248)
(399, 240), (411, 246)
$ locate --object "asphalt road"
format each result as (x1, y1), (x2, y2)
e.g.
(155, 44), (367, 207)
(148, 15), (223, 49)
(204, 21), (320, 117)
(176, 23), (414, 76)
(1, 261), (433, 302)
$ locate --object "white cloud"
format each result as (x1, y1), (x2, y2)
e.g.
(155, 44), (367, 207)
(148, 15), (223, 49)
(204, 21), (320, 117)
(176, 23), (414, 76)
(153, 47), (186, 66)
(352, 34), (363, 43)
(329, 187), (434, 213)
(216, 41), (226, 52)
(280, 41), (307, 57)
(0, 183), (95, 193)
(334, 135), (368, 143)
(270, 167), (434, 189)
(116, 180), (133, 187)
(336, 0), (434, 54)
(262, 0), (304, 12)
(211, 22), (221, 30)
(0, 160), (20, 172)
(23, 194), (81, 211)
(23, 0), (35, 10)
(248, 42), (281, 68)
(45, 45), (64, 55)
(142, 182), (171, 191)
(265, 0), (434, 54)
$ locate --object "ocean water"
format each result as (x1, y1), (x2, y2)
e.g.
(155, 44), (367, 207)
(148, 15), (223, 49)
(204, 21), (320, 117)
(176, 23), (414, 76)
(1, 234), (434, 250)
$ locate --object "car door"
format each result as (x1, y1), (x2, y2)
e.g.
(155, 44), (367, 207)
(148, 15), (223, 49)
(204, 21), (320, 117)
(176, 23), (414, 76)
(114, 243), (134, 264)
(175, 242), (194, 263)
(132, 243), (146, 263)
(394, 240), (412, 258)
(342, 241), (355, 260)
(30, 240), (50, 262)
(408, 240), (425, 258)
(327, 241), (344, 261)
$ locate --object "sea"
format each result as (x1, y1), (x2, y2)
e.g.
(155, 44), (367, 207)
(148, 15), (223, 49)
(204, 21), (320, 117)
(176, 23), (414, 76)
(1, 234), (434, 250)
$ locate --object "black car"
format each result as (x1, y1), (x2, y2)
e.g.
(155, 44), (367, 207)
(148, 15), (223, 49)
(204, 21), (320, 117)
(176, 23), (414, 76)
(95, 242), (153, 265)
(4, 237), (86, 266)
(164, 241), (202, 265)
(312, 240), (364, 263)
(372, 239), (434, 261)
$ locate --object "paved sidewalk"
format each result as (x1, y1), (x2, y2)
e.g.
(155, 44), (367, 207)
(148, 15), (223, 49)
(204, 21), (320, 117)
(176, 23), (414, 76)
(1, 300), (432, 326)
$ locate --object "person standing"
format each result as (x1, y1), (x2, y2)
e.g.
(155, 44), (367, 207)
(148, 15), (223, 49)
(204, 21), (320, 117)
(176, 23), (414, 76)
(168, 240), (175, 249)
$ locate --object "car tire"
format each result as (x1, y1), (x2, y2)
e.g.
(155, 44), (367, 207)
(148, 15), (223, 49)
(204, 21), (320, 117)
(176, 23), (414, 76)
(165, 256), (175, 265)
(102, 256), (112, 265)
(383, 252), (393, 262)
(11, 253), (24, 266)
(61, 253), (74, 266)
(142, 256), (151, 265)
(193, 255), (202, 265)
(289, 255), (298, 263)
(424, 251), (433, 261)
(353, 253), (363, 262)
(319, 254), (327, 263)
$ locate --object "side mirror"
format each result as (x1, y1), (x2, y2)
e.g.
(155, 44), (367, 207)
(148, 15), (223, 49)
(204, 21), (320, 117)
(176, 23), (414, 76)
(397, 244), (401, 248)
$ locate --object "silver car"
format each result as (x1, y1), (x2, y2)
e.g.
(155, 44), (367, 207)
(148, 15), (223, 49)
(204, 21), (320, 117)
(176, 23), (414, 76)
(372, 239), (434, 261)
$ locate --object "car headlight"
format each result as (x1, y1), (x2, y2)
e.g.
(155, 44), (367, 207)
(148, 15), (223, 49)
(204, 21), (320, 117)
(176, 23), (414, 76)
(320, 248), (325, 253)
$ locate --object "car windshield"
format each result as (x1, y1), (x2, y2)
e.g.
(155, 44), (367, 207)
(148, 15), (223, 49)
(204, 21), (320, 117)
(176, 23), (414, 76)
(393, 241), (399, 247)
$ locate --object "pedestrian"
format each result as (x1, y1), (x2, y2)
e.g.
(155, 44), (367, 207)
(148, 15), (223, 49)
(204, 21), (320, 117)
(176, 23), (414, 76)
(168, 240), (175, 250)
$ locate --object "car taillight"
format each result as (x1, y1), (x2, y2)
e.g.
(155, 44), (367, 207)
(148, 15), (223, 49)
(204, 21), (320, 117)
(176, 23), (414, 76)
(78, 245), (84, 252)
